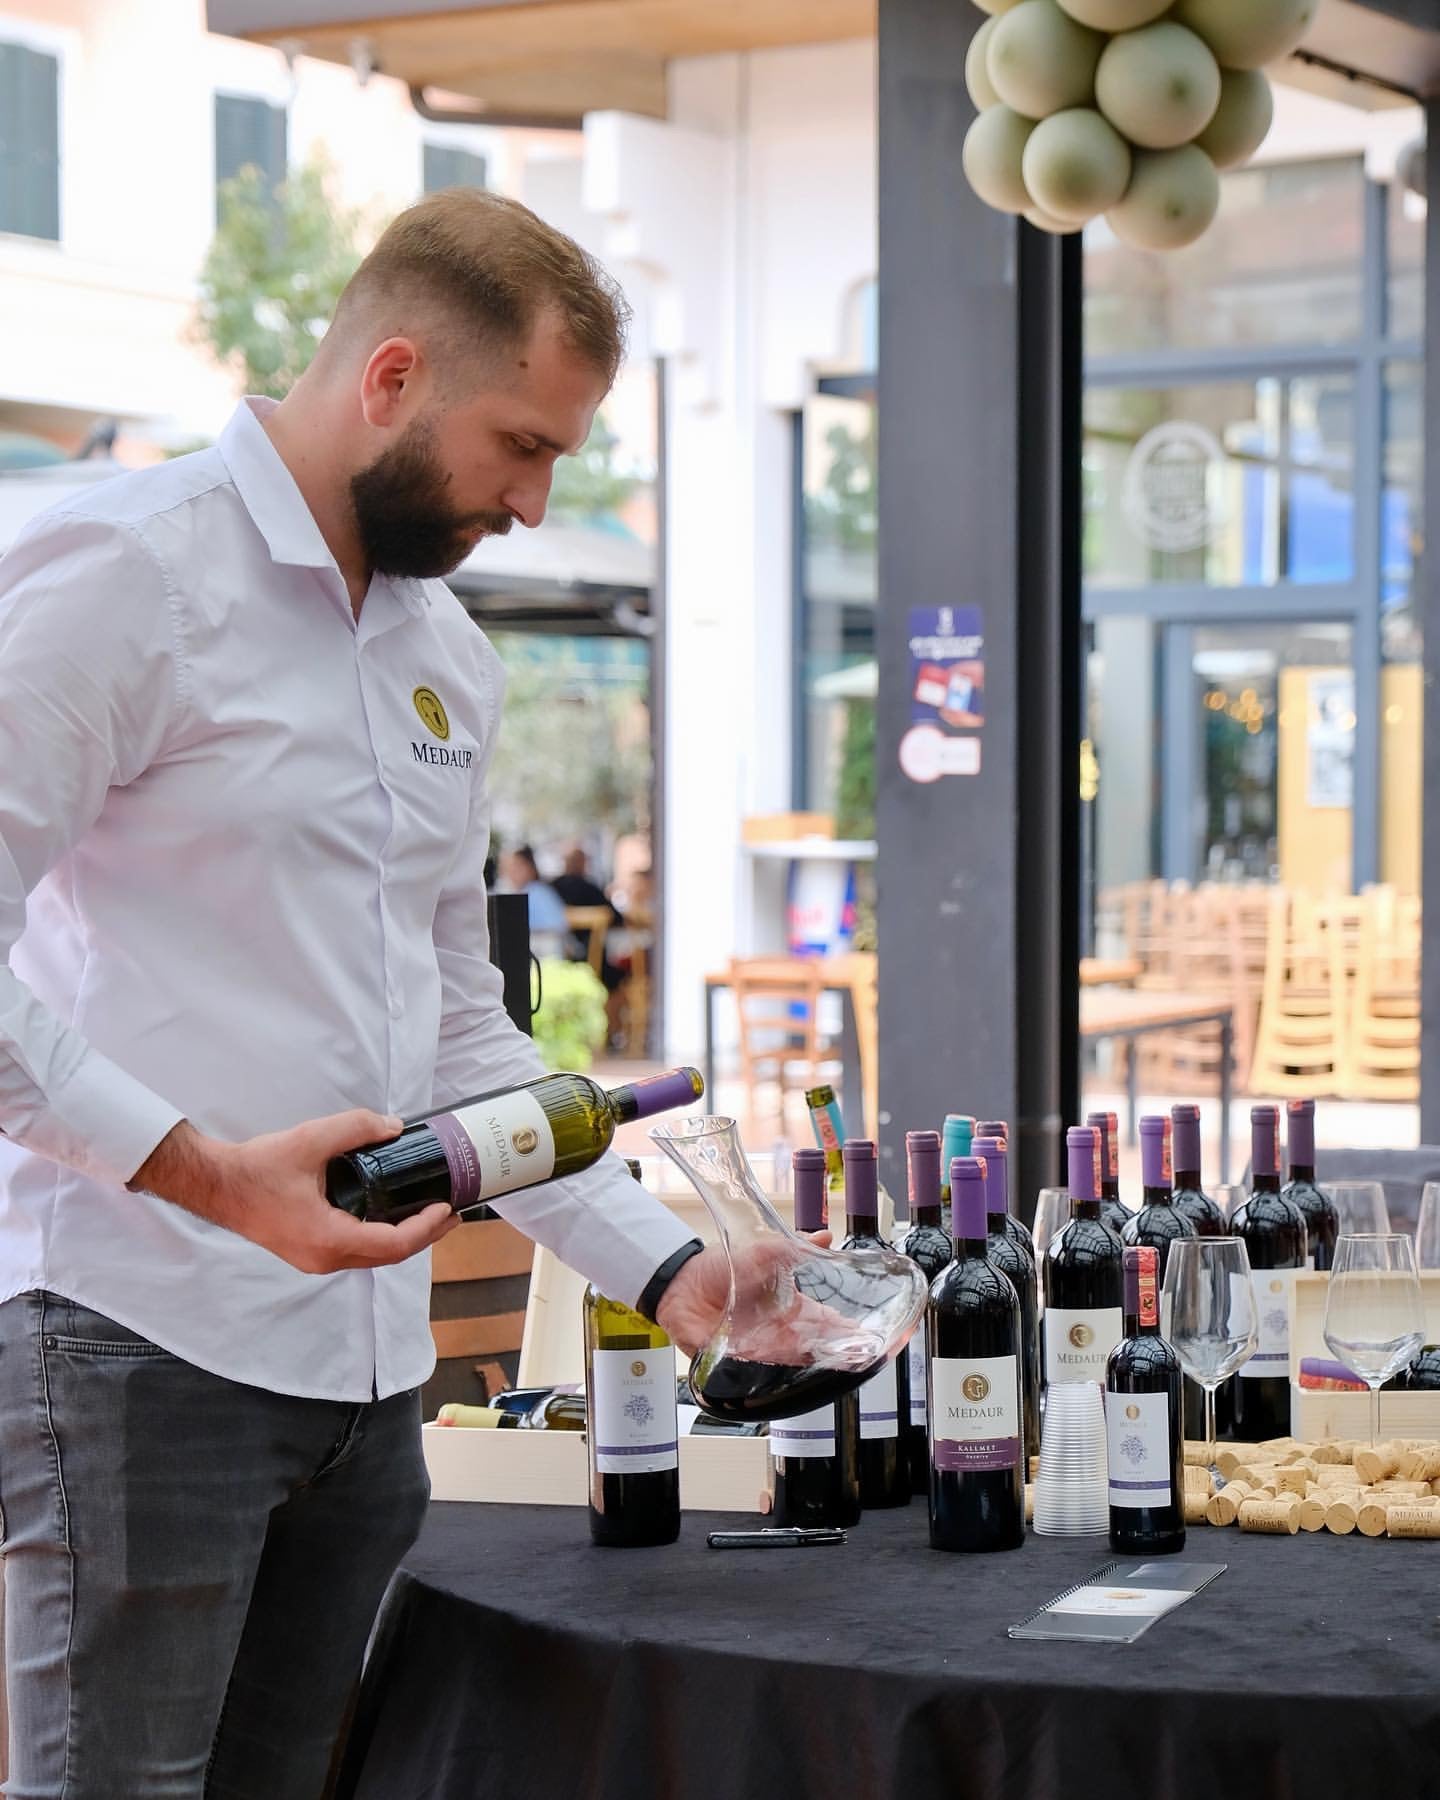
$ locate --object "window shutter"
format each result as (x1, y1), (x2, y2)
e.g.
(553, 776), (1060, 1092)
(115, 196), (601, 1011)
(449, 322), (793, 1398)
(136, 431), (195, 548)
(215, 93), (287, 205)
(423, 143), (488, 194)
(0, 42), (60, 242)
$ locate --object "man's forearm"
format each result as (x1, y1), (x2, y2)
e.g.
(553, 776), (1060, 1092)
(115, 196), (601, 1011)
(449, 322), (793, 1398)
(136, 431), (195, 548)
(128, 1120), (238, 1226)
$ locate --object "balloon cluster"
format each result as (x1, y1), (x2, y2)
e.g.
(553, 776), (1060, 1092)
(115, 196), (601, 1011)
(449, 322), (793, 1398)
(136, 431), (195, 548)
(962, 0), (1315, 248)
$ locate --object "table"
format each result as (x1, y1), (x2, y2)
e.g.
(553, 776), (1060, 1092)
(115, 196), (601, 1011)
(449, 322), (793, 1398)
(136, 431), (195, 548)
(1080, 955), (1144, 987)
(335, 1502), (1440, 1800)
(1080, 988), (1235, 1181)
(703, 961), (866, 1132)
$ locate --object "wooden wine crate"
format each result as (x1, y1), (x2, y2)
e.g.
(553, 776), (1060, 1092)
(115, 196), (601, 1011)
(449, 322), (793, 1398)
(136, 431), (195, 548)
(422, 1422), (773, 1513)
(1288, 1273), (1440, 1441)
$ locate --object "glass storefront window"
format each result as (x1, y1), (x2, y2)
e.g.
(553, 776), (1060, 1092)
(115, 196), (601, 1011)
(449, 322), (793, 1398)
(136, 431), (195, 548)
(1388, 173), (1425, 343)
(1085, 157), (1365, 357)
(1084, 375), (1354, 589)
(1383, 360), (1423, 664)
(798, 393), (877, 826)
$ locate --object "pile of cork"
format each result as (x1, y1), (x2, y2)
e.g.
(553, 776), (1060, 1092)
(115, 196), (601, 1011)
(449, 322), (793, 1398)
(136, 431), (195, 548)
(1182, 1439), (1440, 1538)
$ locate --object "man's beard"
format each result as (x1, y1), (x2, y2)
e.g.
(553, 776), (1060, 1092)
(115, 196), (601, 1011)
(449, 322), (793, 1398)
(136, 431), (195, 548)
(350, 420), (512, 579)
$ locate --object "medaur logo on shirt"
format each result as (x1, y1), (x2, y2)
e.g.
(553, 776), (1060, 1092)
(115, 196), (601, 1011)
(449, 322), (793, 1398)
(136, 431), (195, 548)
(413, 686), (450, 740)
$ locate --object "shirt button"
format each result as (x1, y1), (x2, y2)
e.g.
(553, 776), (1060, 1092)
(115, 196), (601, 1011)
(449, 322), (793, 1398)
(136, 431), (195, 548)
(388, 994), (402, 1019)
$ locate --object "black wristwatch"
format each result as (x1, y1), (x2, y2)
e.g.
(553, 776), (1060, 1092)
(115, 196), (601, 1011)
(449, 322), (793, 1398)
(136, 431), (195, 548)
(635, 1237), (705, 1323)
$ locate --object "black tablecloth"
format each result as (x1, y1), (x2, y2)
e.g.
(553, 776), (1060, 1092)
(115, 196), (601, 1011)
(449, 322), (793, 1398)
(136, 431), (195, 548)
(336, 1501), (1440, 1800)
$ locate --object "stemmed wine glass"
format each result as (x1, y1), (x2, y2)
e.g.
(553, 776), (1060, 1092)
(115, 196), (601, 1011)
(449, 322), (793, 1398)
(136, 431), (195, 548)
(1162, 1238), (1260, 1471)
(1327, 1181), (1391, 1238)
(1032, 1187), (1070, 1267)
(1417, 1184), (1440, 1270)
(1322, 1234), (1426, 1446)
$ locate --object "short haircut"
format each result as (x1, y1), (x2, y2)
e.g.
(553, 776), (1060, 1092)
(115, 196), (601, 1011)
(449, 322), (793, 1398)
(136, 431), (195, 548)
(331, 188), (629, 387)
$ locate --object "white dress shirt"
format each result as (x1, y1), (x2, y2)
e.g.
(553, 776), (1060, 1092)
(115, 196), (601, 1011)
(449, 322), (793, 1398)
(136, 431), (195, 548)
(0, 398), (696, 1401)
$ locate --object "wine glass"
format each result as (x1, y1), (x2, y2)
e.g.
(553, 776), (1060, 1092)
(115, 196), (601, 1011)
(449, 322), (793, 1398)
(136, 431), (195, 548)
(1032, 1187), (1070, 1266)
(1212, 1183), (1247, 1223)
(1162, 1238), (1260, 1471)
(1322, 1234), (1426, 1446)
(1328, 1180), (1391, 1238)
(1416, 1183), (1440, 1270)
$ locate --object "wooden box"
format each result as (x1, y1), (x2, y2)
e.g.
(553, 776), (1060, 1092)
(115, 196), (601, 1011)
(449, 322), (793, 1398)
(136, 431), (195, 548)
(423, 1154), (783, 1512)
(1288, 1272), (1440, 1441)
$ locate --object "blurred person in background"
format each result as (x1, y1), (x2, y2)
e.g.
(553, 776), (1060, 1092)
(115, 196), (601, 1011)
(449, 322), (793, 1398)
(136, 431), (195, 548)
(499, 842), (571, 955)
(0, 187), (765, 1800)
(553, 843), (629, 1043)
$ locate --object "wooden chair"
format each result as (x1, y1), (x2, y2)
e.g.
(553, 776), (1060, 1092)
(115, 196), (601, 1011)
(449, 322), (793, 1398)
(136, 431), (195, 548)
(831, 951), (878, 1138)
(727, 956), (836, 1120)
(563, 905), (613, 982)
(1249, 888), (1345, 1097)
(423, 1216), (537, 1418)
(1339, 891), (1420, 1101)
(615, 903), (653, 1057)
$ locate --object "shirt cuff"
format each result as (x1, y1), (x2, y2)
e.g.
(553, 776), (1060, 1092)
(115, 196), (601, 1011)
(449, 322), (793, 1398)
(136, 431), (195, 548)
(46, 1051), (186, 1186)
(635, 1237), (706, 1325)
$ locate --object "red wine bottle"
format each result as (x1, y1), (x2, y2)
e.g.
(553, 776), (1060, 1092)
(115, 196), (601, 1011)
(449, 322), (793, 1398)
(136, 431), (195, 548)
(1121, 1115), (1196, 1277)
(1229, 1105), (1307, 1442)
(1106, 1246), (1185, 1556)
(1043, 1126), (1124, 1387)
(901, 1131), (953, 1495)
(769, 1149), (862, 1528)
(1281, 1099), (1337, 1272)
(927, 1156), (1026, 1553)
(973, 1135), (1040, 1462)
(326, 1066), (703, 1222)
(840, 1139), (911, 1509)
(1088, 1110), (1131, 1236)
(974, 1120), (1034, 1255)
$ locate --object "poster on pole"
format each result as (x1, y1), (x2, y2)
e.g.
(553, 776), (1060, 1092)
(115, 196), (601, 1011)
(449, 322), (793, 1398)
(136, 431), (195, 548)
(899, 605), (984, 782)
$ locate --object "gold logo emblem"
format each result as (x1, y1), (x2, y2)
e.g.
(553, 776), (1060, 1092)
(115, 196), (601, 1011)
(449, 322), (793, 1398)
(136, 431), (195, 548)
(1125, 1404), (1140, 1421)
(630, 1360), (647, 1377)
(1269, 1278), (1283, 1294)
(413, 686), (450, 741)
(511, 1126), (539, 1155)
(1069, 1323), (1094, 1348)
(961, 1374), (990, 1403)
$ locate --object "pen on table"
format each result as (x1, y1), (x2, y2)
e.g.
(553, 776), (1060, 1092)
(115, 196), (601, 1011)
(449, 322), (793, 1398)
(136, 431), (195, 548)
(706, 1527), (847, 1550)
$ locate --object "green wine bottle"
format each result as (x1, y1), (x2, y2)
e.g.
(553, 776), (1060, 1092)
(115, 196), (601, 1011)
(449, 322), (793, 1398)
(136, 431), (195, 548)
(326, 1066), (704, 1223)
(804, 1084), (847, 1219)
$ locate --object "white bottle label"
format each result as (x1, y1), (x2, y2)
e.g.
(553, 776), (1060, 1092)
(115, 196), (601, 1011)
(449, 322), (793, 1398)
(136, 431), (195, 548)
(858, 1357), (900, 1440)
(931, 1355), (1020, 1473)
(1238, 1267), (1298, 1379)
(1104, 1389), (1174, 1509)
(590, 1348), (678, 1473)
(432, 1091), (557, 1208)
(1045, 1307), (1124, 1384)
(769, 1402), (837, 1460)
(907, 1330), (928, 1427)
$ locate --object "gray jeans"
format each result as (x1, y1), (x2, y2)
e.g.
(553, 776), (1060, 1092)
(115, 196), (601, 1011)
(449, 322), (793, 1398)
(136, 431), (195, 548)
(0, 1292), (430, 1799)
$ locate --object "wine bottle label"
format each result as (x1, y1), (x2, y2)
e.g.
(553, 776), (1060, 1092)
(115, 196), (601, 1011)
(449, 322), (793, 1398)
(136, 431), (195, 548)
(1237, 1267), (1298, 1379)
(858, 1358), (900, 1440)
(907, 1332), (928, 1427)
(430, 1091), (557, 1209)
(1044, 1307), (1124, 1384)
(931, 1355), (1020, 1473)
(590, 1348), (679, 1473)
(1104, 1389), (1174, 1509)
(769, 1402), (837, 1460)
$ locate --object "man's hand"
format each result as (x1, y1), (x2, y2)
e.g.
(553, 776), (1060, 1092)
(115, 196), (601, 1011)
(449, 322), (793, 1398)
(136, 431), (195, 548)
(656, 1230), (834, 1358)
(129, 1112), (457, 1275)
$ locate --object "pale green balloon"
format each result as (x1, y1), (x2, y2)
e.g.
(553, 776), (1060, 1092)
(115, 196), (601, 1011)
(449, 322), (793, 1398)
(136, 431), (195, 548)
(1194, 67), (1274, 170)
(962, 106), (1038, 216)
(966, 17), (1003, 113)
(1170, 0), (1317, 71)
(1022, 107), (1132, 224)
(986, 0), (1105, 120)
(1107, 145), (1221, 250)
(1095, 22), (1221, 151)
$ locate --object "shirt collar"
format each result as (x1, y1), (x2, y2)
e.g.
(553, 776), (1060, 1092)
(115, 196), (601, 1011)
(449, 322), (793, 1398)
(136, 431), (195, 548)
(218, 397), (428, 617)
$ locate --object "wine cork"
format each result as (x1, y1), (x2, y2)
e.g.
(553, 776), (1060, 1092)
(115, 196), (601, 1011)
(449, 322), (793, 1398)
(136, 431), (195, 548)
(1184, 1441), (1212, 1467)
(1400, 1450), (1440, 1481)
(1386, 1506), (1440, 1539)
(1315, 1464), (1364, 1486)
(1229, 1464), (1274, 1486)
(1028, 1456), (1039, 1481)
(1206, 1483), (1252, 1527)
(1275, 1466), (1312, 1496)
(1260, 1437), (1304, 1455)
(1024, 1483), (1034, 1523)
(1184, 1492), (1211, 1526)
(1354, 1444), (1403, 1485)
(1325, 1498), (1358, 1535)
(1311, 1441), (1354, 1465)
(1184, 1465), (1214, 1497)
(1298, 1496), (1328, 1532)
(435, 1403), (507, 1428)
(1214, 1448), (1246, 1479)
(1357, 1500), (1391, 1537)
(1375, 1479), (1433, 1496)
(1238, 1497), (1300, 1535)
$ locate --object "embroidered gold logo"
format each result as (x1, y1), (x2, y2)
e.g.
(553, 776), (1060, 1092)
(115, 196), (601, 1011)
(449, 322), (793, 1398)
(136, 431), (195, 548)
(631, 1360), (647, 1377)
(413, 686), (450, 741)
(1069, 1322), (1094, 1348)
(512, 1126), (539, 1155)
(962, 1374), (990, 1403)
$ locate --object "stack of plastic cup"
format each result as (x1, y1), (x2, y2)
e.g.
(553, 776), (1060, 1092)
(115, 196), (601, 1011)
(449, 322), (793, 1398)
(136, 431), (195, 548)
(1032, 1382), (1109, 1536)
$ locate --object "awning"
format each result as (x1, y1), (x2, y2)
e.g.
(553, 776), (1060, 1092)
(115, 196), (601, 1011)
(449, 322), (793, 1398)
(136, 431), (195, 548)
(207, 0), (1440, 115)
(205, 0), (875, 123)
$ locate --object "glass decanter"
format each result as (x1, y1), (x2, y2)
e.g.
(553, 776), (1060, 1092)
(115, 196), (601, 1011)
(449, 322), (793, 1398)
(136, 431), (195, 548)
(651, 1114), (929, 1423)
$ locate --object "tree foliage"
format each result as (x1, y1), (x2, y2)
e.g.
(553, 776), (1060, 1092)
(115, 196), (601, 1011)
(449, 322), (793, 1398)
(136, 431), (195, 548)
(195, 156), (371, 398)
